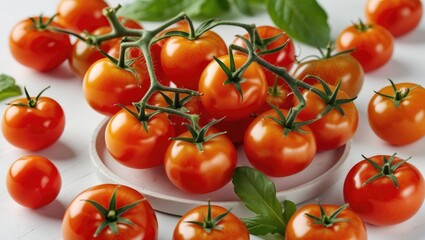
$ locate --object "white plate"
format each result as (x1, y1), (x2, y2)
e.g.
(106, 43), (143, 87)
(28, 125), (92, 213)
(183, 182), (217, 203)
(90, 118), (351, 218)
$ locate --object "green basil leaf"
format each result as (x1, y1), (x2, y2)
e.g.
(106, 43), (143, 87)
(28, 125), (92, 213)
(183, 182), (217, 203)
(0, 74), (21, 101)
(185, 0), (231, 19)
(243, 215), (282, 236)
(266, 0), (330, 47)
(282, 199), (297, 223)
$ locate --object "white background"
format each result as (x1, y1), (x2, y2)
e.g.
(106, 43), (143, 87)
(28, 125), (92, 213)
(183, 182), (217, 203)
(1, 0), (425, 239)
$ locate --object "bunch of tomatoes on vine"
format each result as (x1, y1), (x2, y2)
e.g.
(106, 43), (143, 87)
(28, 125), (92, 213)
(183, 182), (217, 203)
(3, 0), (425, 239)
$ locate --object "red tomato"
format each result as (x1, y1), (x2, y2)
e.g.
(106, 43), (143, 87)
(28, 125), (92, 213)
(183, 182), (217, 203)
(161, 30), (228, 90)
(336, 21), (394, 72)
(6, 155), (61, 209)
(291, 52), (364, 98)
(82, 58), (148, 116)
(296, 84), (359, 151)
(173, 203), (249, 240)
(164, 128), (237, 194)
(62, 184), (158, 240)
(258, 84), (295, 113)
(233, 25), (296, 86)
(9, 16), (72, 72)
(368, 82), (425, 145)
(243, 109), (316, 177)
(56, 0), (109, 33)
(214, 116), (255, 144)
(105, 106), (175, 169)
(285, 204), (367, 240)
(2, 88), (65, 151)
(365, 0), (423, 37)
(343, 154), (425, 225)
(199, 54), (267, 121)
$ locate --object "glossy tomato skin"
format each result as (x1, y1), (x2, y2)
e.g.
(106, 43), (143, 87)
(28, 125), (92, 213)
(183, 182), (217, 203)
(83, 58), (148, 116)
(233, 25), (296, 86)
(365, 0), (423, 37)
(6, 155), (61, 209)
(199, 54), (267, 121)
(2, 97), (65, 151)
(161, 30), (228, 90)
(9, 17), (72, 72)
(164, 129), (237, 194)
(244, 109), (316, 177)
(291, 53), (364, 98)
(285, 204), (367, 240)
(173, 205), (249, 240)
(343, 155), (425, 225)
(62, 184), (158, 240)
(56, 0), (109, 33)
(296, 84), (359, 151)
(368, 83), (425, 145)
(105, 107), (175, 169)
(336, 23), (394, 72)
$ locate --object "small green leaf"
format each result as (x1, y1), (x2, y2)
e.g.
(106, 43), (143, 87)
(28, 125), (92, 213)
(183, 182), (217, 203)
(282, 200), (296, 223)
(266, 0), (330, 47)
(0, 74), (22, 101)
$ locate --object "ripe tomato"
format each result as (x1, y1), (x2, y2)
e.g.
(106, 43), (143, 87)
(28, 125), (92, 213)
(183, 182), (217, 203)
(164, 128), (237, 194)
(243, 109), (316, 177)
(285, 204), (367, 240)
(365, 0), (423, 37)
(105, 106), (175, 169)
(56, 0), (109, 33)
(368, 82), (425, 145)
(199, 54), (267, 121)
(9, 16), (72, 72)
(62, 184), (158, 240)
(214, 116), (255, 144)
(6, 155), (61, 209)
(336, 21), (394, 72)
(296, 84), (359, 151)
(82, 58), (148, 116)
(160, 30), (227, 90)
(2, 88), (65, 151)
(173, 203), (249, 240)
(291, 52), (364, 98)
(233, 25), (296, 86)
(343, 154), (425, 225)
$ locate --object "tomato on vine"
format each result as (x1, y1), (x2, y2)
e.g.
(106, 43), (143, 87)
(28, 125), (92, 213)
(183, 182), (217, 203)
(62, 184), (158, 240)
(336, 20), (394, 72)
(2, 86), (65, 151)
(6, 155), (61, 209)
(343, 154), (425, 225)
(9, 16), (72, 72)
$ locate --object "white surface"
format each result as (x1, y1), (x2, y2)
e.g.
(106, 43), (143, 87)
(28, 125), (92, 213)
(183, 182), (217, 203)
(0, 0), (424, 239)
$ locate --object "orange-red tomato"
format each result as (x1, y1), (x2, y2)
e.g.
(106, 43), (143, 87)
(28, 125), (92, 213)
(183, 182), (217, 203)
(214, 116), (255, 144)
(6, 155), (61, 209)
(365, 0), (423, 37)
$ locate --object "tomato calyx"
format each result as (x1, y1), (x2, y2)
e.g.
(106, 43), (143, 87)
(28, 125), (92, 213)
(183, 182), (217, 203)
(82, 186), (145, 237)
(374, 79), (419, 108)
(305, 203), (350, 228)
(29, 14), (57, 30)
(8, 86), (50, 108)
(362, 153), (410, 188)
(353, 19), (373, 32)
(185, 201), (231, 233)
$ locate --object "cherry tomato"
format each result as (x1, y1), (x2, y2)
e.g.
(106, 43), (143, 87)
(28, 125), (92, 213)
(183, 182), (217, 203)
(6, 155), (61, 209)
(291, 52), (364, 98)
(2, 87), (65, 151)
(161, 30), (228, 90)
(243, 109), (316, 177)
(56, 0), (109, 33)
(233, 25), (296, 86)
(296, 84), (359, 151)
(9, 16), (72, 72)
(368, 81), (425, 145)
(343, 154), (425, 225)
(82, 58), (148, 116)
(214, 116), (255, 144)
(336, 20), (394, 72)
(285, 204), (367, 240)
(365, 0), (423, 37)
(199, 54), (267, 121)
(105, 106), (175, 169)
(62, 184), (158, 240)
(258, 84), (295, 113)
(164, 128), (237, 194)
(173, 203), (249, 240)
